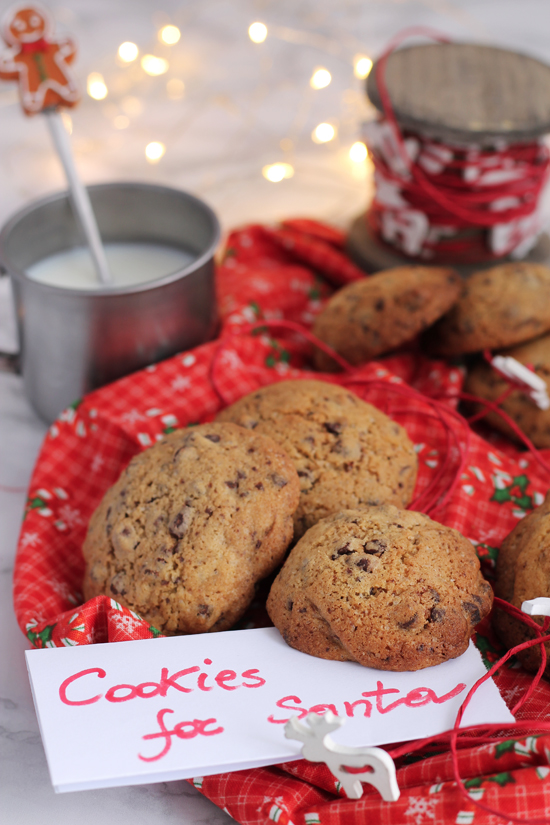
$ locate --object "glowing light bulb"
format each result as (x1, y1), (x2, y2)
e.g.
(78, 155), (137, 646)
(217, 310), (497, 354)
(114, 115), (130, 130)
(349, 141), (368, 162)
(87, 72), (108, 100)
(354, 55), (373, 79)
(160, 25), (180, 45)
(262, 163), (294, 182)
(118, 41), (138, 62)
(141, 55), (169, 76)
(312, 122), (335, 143)
(145, 141), (166, 163)
(310, 68), (331, 89)
(248, 22), (267, 43)
(166, 78), (185, 99)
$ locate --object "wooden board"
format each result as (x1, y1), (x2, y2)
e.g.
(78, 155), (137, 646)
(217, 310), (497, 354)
(346, 213), (550, 277)
(366, 43), (550, 144)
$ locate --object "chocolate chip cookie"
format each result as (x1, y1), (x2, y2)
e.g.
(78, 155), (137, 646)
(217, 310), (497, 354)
(494, 492), (550, 676)
(426, 262), (550, 356)
(465, 334), (550, 448)
(267, 506), (493, 671)
(216, 380), (417, 538)
(312, 265), (460, 371)
(82, 422), (300, 635)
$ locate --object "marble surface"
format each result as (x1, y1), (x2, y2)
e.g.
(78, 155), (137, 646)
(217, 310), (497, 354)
(2, 1), (550, 823)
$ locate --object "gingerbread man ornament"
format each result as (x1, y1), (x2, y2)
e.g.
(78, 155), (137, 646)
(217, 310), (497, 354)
(0, 2), (79, 114)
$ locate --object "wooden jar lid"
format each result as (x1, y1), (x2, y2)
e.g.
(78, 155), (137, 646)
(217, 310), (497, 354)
(366, 43), (550, 145)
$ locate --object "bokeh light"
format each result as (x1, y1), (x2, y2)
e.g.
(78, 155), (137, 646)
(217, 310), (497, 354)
(160, 25), (181, 45)
(248, 22), (267, 43)
(141, 55), (169, 76)
(354, 55), (373, 79)
(262, 162), (294, 182)
(87, 72), (108, 100)
(312, 122), (335, 143)
(310, 68), (331, 89)
(114, 115), (130, 130)
(145, 141), (166, 163)
(118, 42), (138, 62)
(349, 141), (368, 162)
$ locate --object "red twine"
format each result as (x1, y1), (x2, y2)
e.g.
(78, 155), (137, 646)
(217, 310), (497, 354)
(387, 599), (550, 824)
(365, 28), (550, 262)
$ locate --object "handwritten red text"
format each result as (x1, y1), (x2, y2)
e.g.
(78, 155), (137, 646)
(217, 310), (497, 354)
(59, 660), (266, 707)
(267, 680), (466, 723)
(139, 708), (224, 762)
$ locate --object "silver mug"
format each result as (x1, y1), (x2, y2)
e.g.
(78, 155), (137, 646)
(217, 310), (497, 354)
(0, 182), (220, 423)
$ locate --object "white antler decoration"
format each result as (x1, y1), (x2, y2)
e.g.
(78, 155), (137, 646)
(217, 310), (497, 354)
(522, 598), (550, 616)
(490, 355), (550, 411)
(284, 711), (400, 801)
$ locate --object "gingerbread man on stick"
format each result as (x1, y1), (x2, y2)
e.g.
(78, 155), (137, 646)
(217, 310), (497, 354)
(0, 2), (79, 114)
(0, 2), (111, 283)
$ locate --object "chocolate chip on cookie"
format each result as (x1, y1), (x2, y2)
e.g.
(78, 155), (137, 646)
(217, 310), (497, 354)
(312, 265), (460, 370)
(217, 380), (417, 538)
(267, 506), (493, 671)
(426, 262), (550, 356)
(82, 422), (300, 634)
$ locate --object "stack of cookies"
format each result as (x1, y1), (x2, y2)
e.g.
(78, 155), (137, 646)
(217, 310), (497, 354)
(313, 260), (550, 450)
(424, 261), (550, 449)
(80, 259), (550, 675)
(82, 379), (492, 672)
(308, 260), (550, 673)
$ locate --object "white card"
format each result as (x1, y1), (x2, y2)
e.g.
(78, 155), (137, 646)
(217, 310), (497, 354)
(26, 627), (513, 793)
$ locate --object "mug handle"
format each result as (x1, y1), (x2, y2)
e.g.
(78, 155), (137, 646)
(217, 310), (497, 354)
(0, 264), (20, 374)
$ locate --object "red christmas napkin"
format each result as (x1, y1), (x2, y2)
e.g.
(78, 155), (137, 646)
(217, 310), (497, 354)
(13, 220), (550, 823)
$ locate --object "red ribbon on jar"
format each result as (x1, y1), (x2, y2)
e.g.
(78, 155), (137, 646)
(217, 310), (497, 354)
(363, 28), (550, 263)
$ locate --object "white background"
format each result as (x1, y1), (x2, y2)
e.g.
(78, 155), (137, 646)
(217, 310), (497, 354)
(2, 1), (550, 823)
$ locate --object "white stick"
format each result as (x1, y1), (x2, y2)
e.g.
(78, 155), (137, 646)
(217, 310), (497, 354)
(45, 110), (112, 285)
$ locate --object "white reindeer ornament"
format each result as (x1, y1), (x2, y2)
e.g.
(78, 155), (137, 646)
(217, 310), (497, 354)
(522, 597), (550, 616)
(285, 711), (400, 801)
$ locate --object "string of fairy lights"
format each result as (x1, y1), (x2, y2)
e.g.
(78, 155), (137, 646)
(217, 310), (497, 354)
(83, 20), (372, 175)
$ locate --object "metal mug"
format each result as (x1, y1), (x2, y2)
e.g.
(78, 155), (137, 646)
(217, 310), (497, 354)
(0, 182), (220, 423)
